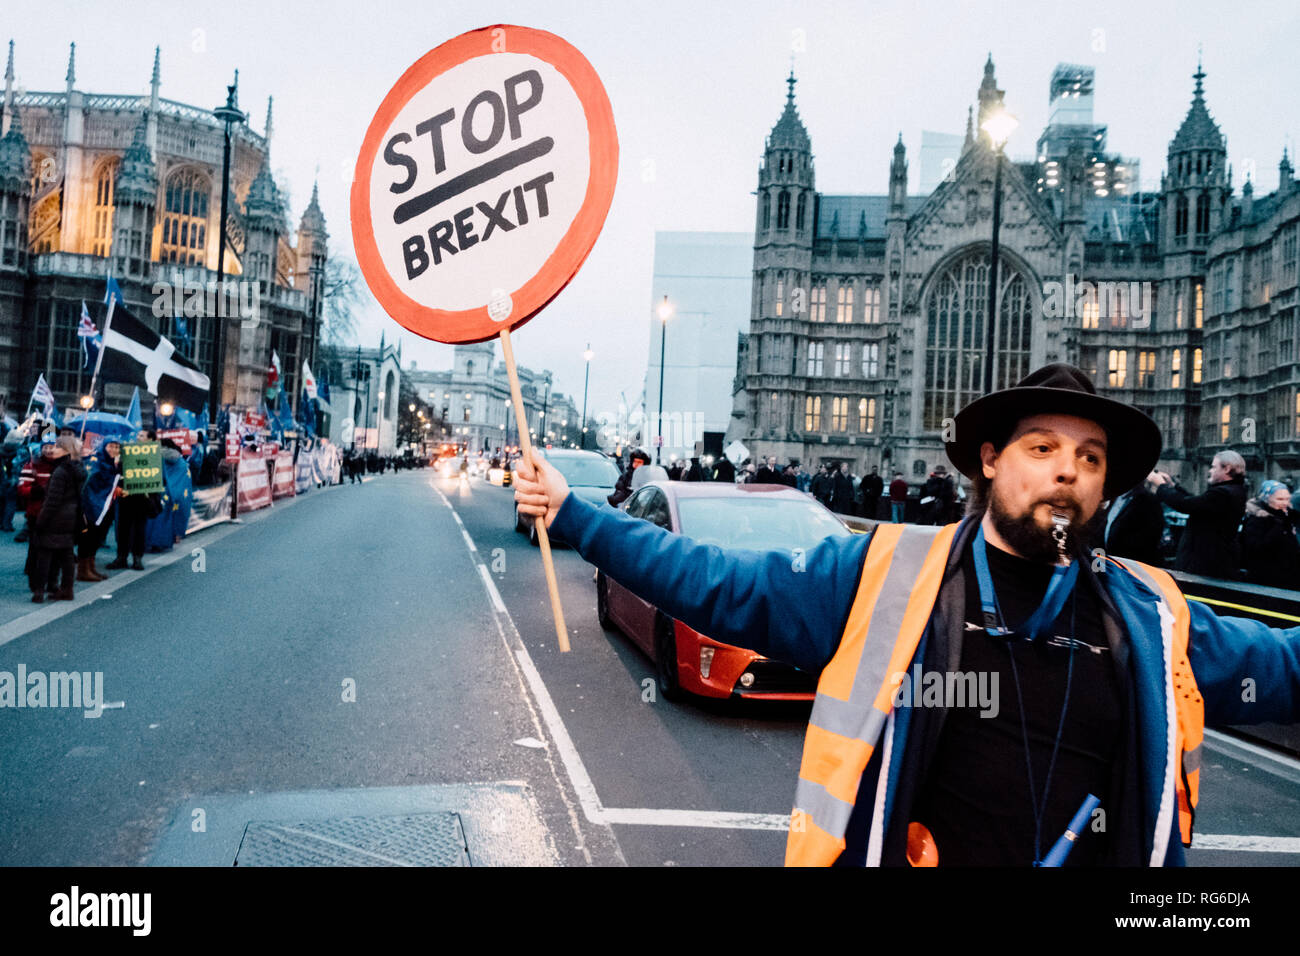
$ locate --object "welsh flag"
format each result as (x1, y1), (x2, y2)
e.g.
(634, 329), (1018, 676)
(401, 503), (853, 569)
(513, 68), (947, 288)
(267, 350), (282, 390)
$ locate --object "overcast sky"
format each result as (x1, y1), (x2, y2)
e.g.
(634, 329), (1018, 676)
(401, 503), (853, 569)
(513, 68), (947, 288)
(15, 0), (1300, 420)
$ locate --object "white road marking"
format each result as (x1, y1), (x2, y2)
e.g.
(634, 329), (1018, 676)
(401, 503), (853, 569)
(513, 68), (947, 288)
(598, 808), (790, 831)
(1204, 728), (1300, 786)
(461, 528), (477, 552)
(477, 565), (508, 615)
(1191, 834), (1300, 854)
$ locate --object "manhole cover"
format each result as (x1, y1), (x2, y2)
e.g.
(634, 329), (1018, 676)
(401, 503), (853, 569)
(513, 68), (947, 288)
(234, 812), (470, 867)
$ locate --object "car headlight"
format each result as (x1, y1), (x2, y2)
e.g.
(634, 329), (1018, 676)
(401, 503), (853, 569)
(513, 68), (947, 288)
(739, 672), (755, 688)
(699, 646), (715, 679)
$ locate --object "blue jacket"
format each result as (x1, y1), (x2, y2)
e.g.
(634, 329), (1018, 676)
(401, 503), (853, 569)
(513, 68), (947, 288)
(552, 493), (1300, 865)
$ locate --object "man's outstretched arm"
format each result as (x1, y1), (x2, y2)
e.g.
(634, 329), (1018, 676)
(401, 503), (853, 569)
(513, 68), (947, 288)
(514, 454), (868, 673)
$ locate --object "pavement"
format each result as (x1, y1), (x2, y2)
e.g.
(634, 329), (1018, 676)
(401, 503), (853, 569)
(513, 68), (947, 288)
(1, 469), (1298, 867)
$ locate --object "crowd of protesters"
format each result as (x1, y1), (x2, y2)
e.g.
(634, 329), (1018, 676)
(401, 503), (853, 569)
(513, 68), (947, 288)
(0, 418), (203, 602)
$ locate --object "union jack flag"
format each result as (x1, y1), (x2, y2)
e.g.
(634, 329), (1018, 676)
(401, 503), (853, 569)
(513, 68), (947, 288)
(79, 300), (103, 369)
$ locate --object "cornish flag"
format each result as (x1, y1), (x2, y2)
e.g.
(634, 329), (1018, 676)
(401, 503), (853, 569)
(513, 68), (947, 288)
(99, 300), (210, 413)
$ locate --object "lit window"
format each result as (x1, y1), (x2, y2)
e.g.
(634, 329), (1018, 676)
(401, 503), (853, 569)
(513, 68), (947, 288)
(90, 160), (117, 257)
(1171, 349), (1182, 389)
(804, 395), (821, 431)
(161, 168), (211, 266)
(836, 283), (854, 323)
(859, 397), (876, 433)
(863, 285), (881, 324)
(831, 397), (848, 431)
(1138, 351), (1156, 389)
(1175, 287), (1184, 329)
(1193, 348), (1203, 384)
(1195, 283), (1203, 328)
(1108, 349), (1127, 388)
(810, 283), (826, 322)
(1220, 404), (1230, 442)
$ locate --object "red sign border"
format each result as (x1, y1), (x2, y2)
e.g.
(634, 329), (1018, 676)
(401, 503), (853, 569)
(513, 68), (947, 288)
(350, 24), (618, 345)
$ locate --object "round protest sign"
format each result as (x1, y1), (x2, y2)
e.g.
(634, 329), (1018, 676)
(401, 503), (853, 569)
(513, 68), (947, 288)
(351, 25), (618, 344)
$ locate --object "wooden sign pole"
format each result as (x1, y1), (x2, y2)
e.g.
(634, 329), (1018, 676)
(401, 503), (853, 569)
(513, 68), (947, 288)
(499, 328), (571, 652)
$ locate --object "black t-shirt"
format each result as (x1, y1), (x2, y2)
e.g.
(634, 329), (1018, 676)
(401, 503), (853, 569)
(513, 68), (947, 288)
(912, 537), (1122, 866)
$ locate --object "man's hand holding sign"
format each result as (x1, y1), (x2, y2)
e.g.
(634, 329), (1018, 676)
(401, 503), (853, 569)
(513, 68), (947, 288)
(351, 25), (618, 651)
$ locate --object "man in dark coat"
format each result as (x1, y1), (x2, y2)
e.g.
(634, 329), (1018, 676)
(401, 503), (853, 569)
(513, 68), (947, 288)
(1150, 452), (1248, 579)
(608, 448), (651, 506)
(713, 453), (736, 483)
(859, 466), (884, 521)
(889, 471), (909, 522)
(1239, 481), (1299, 590)
(830, 463), (855, 514)
(1102, 480), (1166, 568)
(32, 436), (86, 601)
(684, 457), (704, 481)
(810, 464), (833, 507)
(754, 456), (778, 484)
(919, 465), (955, 526)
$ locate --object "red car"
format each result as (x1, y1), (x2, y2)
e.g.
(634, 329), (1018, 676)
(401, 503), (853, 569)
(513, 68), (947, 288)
(595, 481), (853, 702)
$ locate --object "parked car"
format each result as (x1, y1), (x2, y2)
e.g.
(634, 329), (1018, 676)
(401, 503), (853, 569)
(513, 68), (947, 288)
(596, 481), (851, 701)
(513, 449), (620, 544)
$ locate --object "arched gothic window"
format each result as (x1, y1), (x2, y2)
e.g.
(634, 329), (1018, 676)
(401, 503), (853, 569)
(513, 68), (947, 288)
(161, 168), (211, 265)
(922, 249), (1034, 430)
(90, 159), (118, 257)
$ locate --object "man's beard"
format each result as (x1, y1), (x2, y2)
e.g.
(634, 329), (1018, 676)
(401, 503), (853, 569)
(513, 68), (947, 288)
(987, 483), (1104, 564)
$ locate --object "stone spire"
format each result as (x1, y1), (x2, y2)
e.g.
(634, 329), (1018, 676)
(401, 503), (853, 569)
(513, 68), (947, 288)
(264, 95), (273, 148)
(1169, 57), (1224, 154)
(299, 179), (326, 234)
(1279, 146), (1294, 194)
(963, 104), (974, 152)
(65, 42), (75, 92)
(0, 95), (30, 191)
(976, 53), (1004, 142)
(245, 158), (284, 228)
(150, 45), (160, 107)
(3, 40), (13, 136)
(114, 111), (157, 203)
(768, 67), (810, 151)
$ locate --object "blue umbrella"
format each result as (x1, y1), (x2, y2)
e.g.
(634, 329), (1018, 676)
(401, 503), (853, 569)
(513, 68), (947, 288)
(65, 411), (139, 440)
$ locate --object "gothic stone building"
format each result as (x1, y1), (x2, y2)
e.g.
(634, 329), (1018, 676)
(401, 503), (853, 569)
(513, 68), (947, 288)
(0, 42), (327, 419)
(739, 58), (1300, 488)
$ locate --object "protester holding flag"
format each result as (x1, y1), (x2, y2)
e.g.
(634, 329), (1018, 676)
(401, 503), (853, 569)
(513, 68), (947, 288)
(77, 439), (121, 582)
(31, 435), (86, 603)
(16, 434), (58, 546)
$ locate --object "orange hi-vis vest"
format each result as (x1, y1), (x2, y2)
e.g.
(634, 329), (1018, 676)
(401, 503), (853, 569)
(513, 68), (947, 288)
(785, 521), (1204, 867)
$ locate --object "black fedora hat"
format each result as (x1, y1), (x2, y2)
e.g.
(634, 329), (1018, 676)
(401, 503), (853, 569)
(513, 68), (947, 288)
(944, 363), (1162, 500)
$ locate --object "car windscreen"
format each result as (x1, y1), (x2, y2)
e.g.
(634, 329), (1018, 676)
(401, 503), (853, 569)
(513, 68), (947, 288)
(675, 495), (850, 551)
(552, 457), (620, 487)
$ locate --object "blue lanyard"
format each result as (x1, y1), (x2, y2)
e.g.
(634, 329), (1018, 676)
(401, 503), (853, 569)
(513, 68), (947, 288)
(973, 525), (1078, 641)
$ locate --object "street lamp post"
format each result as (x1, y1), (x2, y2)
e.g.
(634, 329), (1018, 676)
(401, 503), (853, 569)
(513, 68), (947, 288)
(980, 108), (1017, 395)
(656, 295), (674, 464)
(580, 345), (592, 450)
(211, 72), (246, 423)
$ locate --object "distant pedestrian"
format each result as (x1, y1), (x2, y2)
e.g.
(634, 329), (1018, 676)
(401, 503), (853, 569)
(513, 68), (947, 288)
(830, 463), (854, 514)
(780, 464), (798, 488)
(31, 436), (86, 602)
(810, 464), (833, 508)
(1240, 480), (1299, 590)
(859, 466), (884, 521)
(889, 471), (908, 523)
(0, 443), (19, 532)
(713, 453), (736, 483)
(919, 465), (954, 526)
(1102, 479), (1165, 568)
(684, 457), (704, 482)
(1150, 452), (1248, 579)
(609, 448), (651, 506)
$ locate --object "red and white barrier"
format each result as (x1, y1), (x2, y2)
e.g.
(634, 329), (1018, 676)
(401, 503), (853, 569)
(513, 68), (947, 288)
(271, 452), (296, 499)
(237, 448), (273, 512)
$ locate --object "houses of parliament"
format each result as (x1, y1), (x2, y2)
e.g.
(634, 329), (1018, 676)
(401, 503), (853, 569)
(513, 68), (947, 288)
(737, 56), (1300, 486)
(0, 41), (327, 418)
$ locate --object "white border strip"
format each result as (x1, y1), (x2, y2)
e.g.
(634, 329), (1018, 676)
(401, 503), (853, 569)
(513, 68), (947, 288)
(1191, 834), (1300, 854)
